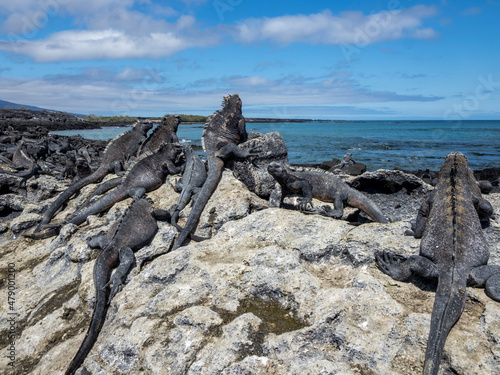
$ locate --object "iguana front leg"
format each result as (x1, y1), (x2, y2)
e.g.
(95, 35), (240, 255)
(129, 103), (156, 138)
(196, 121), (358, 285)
(405, 193), (432, 237)
(469, 265), (500, 301)
(330, 191), (347, 219)
(165, 160), (182, 175)
(215, 143), (261, 160)
(127, 187), (146, 201)
(375, 251), (438, 281)
(297, 180), (313, 211)
(109, 160), (124, 176)
(103, 246), (135, 301)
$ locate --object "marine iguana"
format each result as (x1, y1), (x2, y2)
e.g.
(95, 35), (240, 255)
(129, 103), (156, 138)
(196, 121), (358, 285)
(332, 152), (354, 170)
(170, 144), (207, 230)
(375, 152), (499, 375)
(78, 115), (182, 203)
(65, 197), (162, 375)
(172, 94), (259, 250)
(267, 161), (388, 223)
(33, 121), (152, 233)
(12, 140), (35, 169)
(33, 143), (183, 239)
(138, 115), (181, 155)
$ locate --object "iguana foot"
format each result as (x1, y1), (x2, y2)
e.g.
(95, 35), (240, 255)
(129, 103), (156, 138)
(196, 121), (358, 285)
(375, 251), (412, 281)
(244, 145), (262, 158)
(404, 229), (415, 236)
(486, 273), (500, 302)
(297, 198), (313, 211)
(470, 265), (500, 302)
(103, 274), (123, 302)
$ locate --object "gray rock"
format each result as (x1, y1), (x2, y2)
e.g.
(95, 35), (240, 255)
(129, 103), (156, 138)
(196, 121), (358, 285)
(230, 132), (289, 198)
(1, 169), (499, 375)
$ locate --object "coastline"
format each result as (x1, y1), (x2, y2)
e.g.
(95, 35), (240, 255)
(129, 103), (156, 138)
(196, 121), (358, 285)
(1, 110), (499, 184)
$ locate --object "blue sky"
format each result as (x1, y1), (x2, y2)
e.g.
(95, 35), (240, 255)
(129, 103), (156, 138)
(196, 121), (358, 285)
(0, 0), (499, 119)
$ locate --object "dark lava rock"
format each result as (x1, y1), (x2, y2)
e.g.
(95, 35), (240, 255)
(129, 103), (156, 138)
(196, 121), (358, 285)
(348, 169), (431, 222)
(321, 157), (366, 176)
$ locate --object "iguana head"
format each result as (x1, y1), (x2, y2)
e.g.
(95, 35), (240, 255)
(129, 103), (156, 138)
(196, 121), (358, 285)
(160, 142), (183, 161)
(133, 120), (154, 135)
(267, 161), (288, 179)
(162, 114), (182, 131)
(440, 152), (469, 180)
(222, 94), (242, 113)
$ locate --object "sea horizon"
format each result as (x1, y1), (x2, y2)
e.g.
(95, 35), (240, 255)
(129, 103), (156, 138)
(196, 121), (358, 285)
(53, 119), (500, 172)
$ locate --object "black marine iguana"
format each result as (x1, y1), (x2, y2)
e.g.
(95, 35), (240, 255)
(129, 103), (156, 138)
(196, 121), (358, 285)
(138, 115), (181, 155)
(32, 143), (182, 238)
(78, 115), (182, 206)
(375, 152), (499, 375)
(172, 94), (259, 249)
(170, 144), (207, 231)
(267, 161), (388, 223)
(33, 121), (152, 233)
(65, 197), (163, 375)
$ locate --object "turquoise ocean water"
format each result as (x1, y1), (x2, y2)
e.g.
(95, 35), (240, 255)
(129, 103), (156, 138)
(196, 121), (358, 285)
(53, 120), (500, 171)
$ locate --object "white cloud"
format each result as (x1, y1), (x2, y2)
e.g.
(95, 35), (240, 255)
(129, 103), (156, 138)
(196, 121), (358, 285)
(1, 28), (217, 62)
(0, 4), (439, 62)
(235, 5), (438, 45)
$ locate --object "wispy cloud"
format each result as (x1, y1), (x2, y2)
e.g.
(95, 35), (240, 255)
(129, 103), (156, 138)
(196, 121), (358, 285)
(235, 5), (439, 45)
(462, 7), (482, 16)
(0, 71), (443, 116)
(1, 28), (219, 62)
(0, 4), (439, 62)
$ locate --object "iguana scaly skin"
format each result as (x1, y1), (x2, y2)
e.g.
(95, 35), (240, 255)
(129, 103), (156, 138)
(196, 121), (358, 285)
(171, 144), (207, 230)
(65, 143), (182, 228)
(138, 115), (181, 155)
(375, 152), (499, 375)
(65, 197), (160, 375)
(12, 140), (34, 169)
(30, 143), (182, 239)
(77, 115), (181, 204)
(268, 162), (388, 223)
(33, 121), (152, 233)
(172, 94), (258, 249)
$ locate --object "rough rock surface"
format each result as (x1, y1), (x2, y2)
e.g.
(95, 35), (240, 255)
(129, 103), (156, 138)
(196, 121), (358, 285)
(0, 168), (499, 375)
(230, 131), (289, 199)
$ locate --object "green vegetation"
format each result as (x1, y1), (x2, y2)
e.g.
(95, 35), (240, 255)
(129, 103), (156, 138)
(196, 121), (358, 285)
(86, 114), (138, 123)
(82, 114), (207, 123)
(176, 114), (208, 122)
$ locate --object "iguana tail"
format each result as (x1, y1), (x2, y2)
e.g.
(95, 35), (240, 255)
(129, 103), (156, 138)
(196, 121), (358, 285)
(423, 272), (467, 375)
(68, 186), (127, 227)
(66, 250), (116, 375)
(171, 185), (194, 230)
(172, 157), (224, 250)
(76, 177), (123, 213)
(34, 166), (109, 233)
(347, 190), (388, 223)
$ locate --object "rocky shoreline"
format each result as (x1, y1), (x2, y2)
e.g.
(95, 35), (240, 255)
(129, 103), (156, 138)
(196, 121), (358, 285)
(0, 109), (136, 131)
(0, 117), (499, 374)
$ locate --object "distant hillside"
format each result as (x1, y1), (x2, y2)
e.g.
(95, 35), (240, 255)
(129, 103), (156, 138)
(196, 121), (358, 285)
(0, 99), (46, 111)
